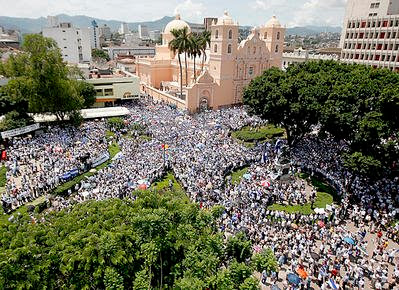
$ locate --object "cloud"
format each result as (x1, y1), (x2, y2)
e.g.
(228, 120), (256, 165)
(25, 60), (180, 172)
(174, 0), (206, 23)
(288, 0), (347, 27)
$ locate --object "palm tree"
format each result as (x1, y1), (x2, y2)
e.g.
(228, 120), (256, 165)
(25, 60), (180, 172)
(199, 30), (211, 73)
(178, 27), (191, 87)
(188, 34), (202, 82)
(169, 29), (184, 99)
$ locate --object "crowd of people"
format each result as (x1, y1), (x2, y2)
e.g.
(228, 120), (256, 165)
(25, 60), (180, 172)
(1, 122), (108, 211)
(2, 99), (399, 289)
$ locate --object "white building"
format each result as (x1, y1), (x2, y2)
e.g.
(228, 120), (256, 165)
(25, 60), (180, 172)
(83, 26), (100, 49)
(282, 48), (339, 70)
(43, 21), (91, 64)
(119, 23), (130, 35)
(149, 30), (161, 41)
(124, 32), (141, 46)
(189, 23), (205, 34)
(138, 25), (150, 40)
(340, 0), (399, 71)
(47, 16), (59, 28)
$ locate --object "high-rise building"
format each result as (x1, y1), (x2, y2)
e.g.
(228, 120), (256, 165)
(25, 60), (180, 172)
(340, 0), (399, 71)
(99, 24), (112, 40)
(149, 30), (161, 41)
(138, 25), (150, 40)
(43, 20), (91, 64)
(119, 23), (129, 35)
(81, 20), (100, 50)
(47, 16), (59, 28)
(190, 23), (205, 34)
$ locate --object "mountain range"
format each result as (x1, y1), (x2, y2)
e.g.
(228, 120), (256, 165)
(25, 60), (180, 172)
(0, 14), (341, 36)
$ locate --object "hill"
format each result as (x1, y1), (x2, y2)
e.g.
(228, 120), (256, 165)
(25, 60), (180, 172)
(286, 26), (342, 36)
(0, 14), (342, 36)
(0, 14), (176, 34)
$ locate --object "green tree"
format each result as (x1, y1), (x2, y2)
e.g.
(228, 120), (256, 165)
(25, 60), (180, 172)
(225, 232), (252, 263)
(1, 34), (84, 121)
(199, 30), (211, 72)
(104, 267), (124, 290)
(0, 110), (33, 131)
(92, 48), (110, 62)
(0, 189), (260, 289)
(75, 81), (96, 108)
(188, 34), (202, 82)
(251, 248), (279, 273)
(169, 28), (186, 99)
(244, 60), (399, 177)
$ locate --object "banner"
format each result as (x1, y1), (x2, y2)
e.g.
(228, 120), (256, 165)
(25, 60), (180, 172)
(1, 123), (40, 139)
(92, 152), (110, 168)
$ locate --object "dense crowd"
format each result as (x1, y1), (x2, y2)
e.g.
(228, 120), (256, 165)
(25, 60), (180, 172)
(2, 99), (399, 289)
(1, 122), (108, 211)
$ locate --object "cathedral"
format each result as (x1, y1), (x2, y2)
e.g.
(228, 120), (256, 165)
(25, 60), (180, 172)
(136, 11), (285, 113)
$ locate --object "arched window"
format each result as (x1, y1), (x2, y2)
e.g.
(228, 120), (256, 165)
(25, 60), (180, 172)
(228, 30), (232, 39)
(264, 32), (267, 39)
(277, 32), (280, 40)
(275, 45), (279, 53)
(228, 44), (232, 53)
(215, 30), (219, 39)
(214, 44), (218, 53)
(253, 46), (256, 54)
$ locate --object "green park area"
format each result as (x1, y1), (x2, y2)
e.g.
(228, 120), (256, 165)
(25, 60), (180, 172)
(267, 174), (336, 215)
(230, 167), (249, 185)
(232, 124), (285, 146)
(0, 171), (276, 289)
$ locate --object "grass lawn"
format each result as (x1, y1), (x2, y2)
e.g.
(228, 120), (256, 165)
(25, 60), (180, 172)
(106, 130), (115, 139)
(267, 175), (336, 215)
(0, 166), (7, 188)
(267, 191), (334, 215)
(232, 125), (285, 143)
(229, 167), (249, 185)
(152, 172), (184, 192)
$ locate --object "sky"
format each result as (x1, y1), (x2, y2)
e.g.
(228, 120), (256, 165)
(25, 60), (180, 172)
(0, 0), (348, 27)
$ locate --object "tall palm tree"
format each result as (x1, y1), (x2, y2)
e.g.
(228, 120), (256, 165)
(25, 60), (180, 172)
(169, 29), (184, 99)
(199, 30), (211, 73)
(189, 34), (202, 82)
(178, 26), (191, 87)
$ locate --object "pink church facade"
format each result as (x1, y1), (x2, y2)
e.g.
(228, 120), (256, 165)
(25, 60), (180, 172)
(136, 12), (285, 113)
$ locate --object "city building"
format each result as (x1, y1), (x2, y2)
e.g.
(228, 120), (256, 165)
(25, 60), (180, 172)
(340, 0), (399, 70)
(136, 12), (285, 113)
(104, 46), (155, 60)
(282, 47), (340, 70)
(99, 24), (112, 40)
(87, 70), (140, 107)
(124, 32), (141, 46)
(82, 20), (100, 50)
(149, 30), (161, 42)
(43, 19), (91, 64)
(138, 25), (150, 40)
(0, 28), (20, 50)
(119, 23), (130, 35)
(190, 23), (205, 34)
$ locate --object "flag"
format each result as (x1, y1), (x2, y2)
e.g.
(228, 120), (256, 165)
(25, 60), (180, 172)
(328, 278), (338, 289)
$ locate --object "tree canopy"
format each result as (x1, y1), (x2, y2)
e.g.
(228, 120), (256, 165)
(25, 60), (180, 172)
(0, 188), (273, 289)
(92, 48), (110, 62)
(0, 34), (87, 123)
(243, 61), (399, 177)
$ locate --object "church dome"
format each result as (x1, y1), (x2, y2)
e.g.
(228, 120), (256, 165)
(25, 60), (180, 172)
(217, 11), (234, 25)
(164, 14), (191, 34)
(265, 15), (281, 28)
